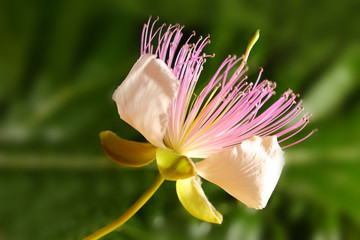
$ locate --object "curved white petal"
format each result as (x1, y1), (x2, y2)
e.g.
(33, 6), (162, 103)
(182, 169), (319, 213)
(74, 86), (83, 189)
(113, 54), (179, 148)
(195, 136), (284, 209)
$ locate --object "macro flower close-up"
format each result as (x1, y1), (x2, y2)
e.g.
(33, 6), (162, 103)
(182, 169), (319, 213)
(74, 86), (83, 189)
(3, 0), (360, 239)
(85, 17), (316, 239)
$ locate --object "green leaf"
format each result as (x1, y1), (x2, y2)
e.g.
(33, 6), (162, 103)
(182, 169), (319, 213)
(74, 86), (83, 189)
(99, 130), (156, 167)
(156, 148), (196, 181)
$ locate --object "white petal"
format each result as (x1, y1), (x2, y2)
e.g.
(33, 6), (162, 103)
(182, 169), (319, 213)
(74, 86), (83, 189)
(195, 136), (284, 209)
(113, 54), (179, 148)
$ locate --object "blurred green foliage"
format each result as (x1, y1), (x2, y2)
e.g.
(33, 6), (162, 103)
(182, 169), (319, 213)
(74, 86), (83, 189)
(1, 0), (360, 239)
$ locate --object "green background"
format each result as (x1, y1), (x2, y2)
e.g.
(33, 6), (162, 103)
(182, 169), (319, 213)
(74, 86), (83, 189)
(1, 0), (360, 239)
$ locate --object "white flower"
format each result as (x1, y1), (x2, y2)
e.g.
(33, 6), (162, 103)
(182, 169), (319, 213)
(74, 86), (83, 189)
(100, 18), (315, 223)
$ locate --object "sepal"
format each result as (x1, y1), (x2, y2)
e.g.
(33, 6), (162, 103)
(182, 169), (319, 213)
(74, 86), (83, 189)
(156, 148), (196, 181)
(100, 130), (156, 167)
(176, 176), (223, 224)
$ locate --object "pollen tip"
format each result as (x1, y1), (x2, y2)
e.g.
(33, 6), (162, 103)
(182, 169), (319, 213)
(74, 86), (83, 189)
(192, 30), (196, 36)
(211, 53), (216, 58)
(312, 128), (318, 133)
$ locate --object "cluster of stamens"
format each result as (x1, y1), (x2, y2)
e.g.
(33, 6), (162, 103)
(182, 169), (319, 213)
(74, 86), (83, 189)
(141, 17), (316, 158)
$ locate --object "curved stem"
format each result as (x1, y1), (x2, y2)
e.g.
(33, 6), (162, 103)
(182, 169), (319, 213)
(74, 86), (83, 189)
(84, 173), (165, 240)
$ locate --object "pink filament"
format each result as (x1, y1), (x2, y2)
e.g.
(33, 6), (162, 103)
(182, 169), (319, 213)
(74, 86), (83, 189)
(141, 18), (315, 158)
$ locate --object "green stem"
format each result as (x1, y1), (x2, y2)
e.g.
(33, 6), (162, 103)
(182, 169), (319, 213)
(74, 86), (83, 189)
(84, 174), (165, 240)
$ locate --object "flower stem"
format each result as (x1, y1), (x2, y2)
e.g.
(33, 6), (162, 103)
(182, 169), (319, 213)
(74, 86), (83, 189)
(84, 173), (165, 240)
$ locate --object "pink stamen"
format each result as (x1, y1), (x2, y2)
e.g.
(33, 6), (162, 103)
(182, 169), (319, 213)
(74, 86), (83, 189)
(281, 129), (318, 149)
(141, 18), (315, 157)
